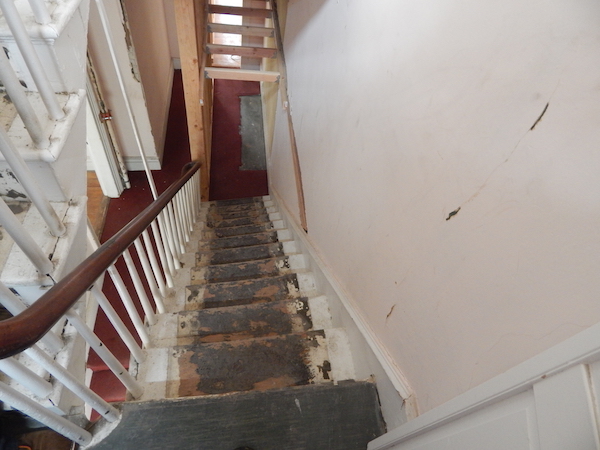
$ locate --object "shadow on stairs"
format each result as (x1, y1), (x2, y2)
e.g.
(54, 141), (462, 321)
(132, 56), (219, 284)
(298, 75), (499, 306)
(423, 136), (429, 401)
(87, 196), (385, 450)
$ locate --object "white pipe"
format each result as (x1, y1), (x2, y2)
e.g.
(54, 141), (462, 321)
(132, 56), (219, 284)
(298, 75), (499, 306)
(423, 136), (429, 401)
(0, 0), (64, 120)
(63, 310), (144, 398)
(25, 345), (120, 422)
(0, 281), (63, 353)
(0, 126), (66, 237)
(176, 192), (190, 242)
(133, 237), (165, 314)
(122, 249), (156, 325)
(90, 285), (145, 363)
(106, 265), (150, 346)
(0, 196), (54, 275)
(0, 358), (52, 398)
(27, 0), (52, 24)
(0, 46), (49, 147)
(141, 228), (168, 297)
(0, 380), (92, 445)
(163, 206), (182, 267)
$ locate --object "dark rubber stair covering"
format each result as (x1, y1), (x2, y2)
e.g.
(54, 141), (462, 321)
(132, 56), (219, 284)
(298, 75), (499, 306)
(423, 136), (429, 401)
(87, 382), (386, 450)
(177, 298), (312, 342)
(174, 331), (325, 396)
(205, 231), (279, 250)
(205, 223), (274, 238)
(207, 214), (271, 228)
(192, 256), (290, 283)
(207, 207), (268, 221)
(198, 242), (284, 265)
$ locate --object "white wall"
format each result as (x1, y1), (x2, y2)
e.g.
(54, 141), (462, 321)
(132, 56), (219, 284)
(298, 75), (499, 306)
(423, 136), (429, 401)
(123, 0), (174, 160)
(270, 0), (600, 414)
(88, 0), (160, 169)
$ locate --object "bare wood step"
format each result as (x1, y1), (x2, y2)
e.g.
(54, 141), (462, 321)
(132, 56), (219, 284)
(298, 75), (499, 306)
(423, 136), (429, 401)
(177, 298), (312, 342)
(208, 5), (272, 18)
(205, 67), (280, 82)
(208, 23), (275, 38)
(207, 43), (277, 59)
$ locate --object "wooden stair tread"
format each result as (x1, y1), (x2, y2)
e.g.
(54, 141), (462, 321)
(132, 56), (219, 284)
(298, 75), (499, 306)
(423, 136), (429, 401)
(208, 5), (273, 18)
(203, 223), (276, 239)
(208, 22), (275, 38)
(205, 67), (280, 82)
(205, 213), (272, 228)
(206, 43), (277, 59)
(206, 206), (269, 220)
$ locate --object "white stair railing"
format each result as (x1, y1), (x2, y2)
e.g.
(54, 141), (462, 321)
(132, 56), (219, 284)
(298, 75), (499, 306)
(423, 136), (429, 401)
(0, 163), (202, 445)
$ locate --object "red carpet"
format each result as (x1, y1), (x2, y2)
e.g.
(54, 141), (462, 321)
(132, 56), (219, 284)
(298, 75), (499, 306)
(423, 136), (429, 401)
(90, 73), (269, 414)
(209, 79), (268, 200)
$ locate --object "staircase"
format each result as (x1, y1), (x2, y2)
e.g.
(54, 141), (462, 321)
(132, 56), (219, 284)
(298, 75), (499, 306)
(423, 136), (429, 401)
(86, 196), (385, 449)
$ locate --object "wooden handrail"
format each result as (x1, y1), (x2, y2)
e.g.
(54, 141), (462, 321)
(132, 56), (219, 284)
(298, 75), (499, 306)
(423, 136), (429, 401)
(0, 161), (201, 359)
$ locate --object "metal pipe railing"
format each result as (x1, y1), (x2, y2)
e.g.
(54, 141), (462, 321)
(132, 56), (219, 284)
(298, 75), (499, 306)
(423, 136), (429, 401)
(0, 126), (66, 237)
(26, 0), (52, 25)
(0, 47), (49, 148)
(0, 0), (64, 120)
(0, 196), (54, 275)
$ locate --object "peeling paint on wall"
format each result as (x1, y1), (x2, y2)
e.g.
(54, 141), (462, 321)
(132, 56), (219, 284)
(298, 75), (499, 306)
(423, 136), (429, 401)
(118, 0), (142, 83)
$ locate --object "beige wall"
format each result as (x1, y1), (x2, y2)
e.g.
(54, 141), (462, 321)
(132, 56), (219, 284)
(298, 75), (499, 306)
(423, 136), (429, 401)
(123, 0), (174, 161)
(270, 0), (600, 414)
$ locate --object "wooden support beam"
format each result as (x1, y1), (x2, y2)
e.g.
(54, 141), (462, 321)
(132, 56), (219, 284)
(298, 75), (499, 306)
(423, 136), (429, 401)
(208, 5), (272, 19)
(174, 0), (210, 201)
(207, 43), (277, 58)
(205, 67), (280, 82)
(208, 23), (275, 38)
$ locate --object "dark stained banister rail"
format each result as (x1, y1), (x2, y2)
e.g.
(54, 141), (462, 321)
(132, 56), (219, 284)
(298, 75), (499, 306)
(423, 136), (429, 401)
(0, 161), (201, 359)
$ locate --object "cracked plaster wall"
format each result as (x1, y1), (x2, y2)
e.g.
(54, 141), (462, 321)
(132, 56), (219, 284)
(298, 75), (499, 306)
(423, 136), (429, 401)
(270, 0), (600, 413)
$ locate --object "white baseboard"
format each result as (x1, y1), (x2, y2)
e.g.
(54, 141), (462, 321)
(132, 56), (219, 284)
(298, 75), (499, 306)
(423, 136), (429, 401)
(124, 156), (161, 171)
(270, 190), (418, 428)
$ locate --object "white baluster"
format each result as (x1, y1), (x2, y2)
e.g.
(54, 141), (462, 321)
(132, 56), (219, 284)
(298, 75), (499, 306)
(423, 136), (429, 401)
(105, 265), (150, 346)
(0, 358), (52, 398)
(63, 310), (143, 398)
(90, 285), (145, 363)
(25, 345), (120, 421)
(150, 220), (174, 288)
(141, 228), (168, 297)
(121, 249), (156, 325)
(0, 381), (92, 445)
(133, 238), (165, 314)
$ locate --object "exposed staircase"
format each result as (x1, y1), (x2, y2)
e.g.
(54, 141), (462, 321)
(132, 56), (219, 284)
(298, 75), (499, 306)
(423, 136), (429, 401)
(86, 196), (385, 449)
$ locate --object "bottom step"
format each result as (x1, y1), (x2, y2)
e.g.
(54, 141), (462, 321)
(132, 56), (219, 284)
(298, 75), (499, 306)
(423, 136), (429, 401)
(86, 381), (386, 450)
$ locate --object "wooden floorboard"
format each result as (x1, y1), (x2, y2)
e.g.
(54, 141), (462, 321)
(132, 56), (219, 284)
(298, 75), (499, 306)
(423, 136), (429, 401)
(87, 171), (109, 238)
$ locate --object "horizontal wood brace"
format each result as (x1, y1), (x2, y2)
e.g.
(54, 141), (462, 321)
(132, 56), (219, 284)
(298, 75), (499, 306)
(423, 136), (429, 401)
(208, 5), (272, 18)
(206, 43), (277, 58)
(205, 67), (280, 82)
(208, 23), (275, 38)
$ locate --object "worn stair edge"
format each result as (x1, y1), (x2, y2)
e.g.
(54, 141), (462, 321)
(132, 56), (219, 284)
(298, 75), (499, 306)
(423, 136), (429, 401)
(185, 272), (316, 310)
(190, 253), (307, 284)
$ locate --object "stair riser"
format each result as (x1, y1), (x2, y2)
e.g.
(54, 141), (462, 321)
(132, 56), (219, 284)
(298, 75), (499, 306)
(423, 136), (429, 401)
(198, 231), (279, 250)
(196, 242), (285, 266)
